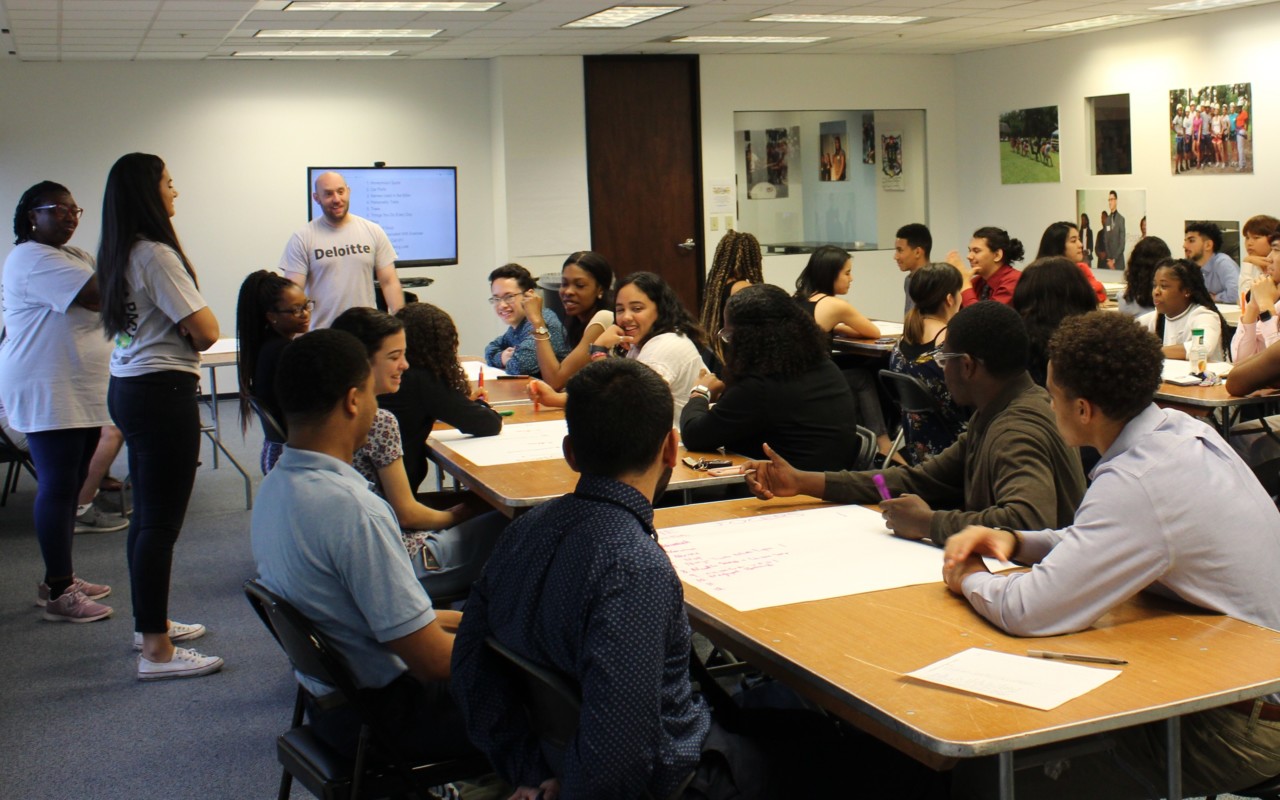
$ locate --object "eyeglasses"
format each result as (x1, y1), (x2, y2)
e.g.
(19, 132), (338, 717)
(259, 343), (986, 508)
(32, 203), (84, 220)
(273, 300), (315, 317)
(488, 292), (526, 307)
(927, 348), (968, 364)
(717, 327), (732, 344)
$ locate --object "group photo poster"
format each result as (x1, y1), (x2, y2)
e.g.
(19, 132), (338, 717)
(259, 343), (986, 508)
(1000, 105), (1060, 185)
(1169, 83), (1252, 175)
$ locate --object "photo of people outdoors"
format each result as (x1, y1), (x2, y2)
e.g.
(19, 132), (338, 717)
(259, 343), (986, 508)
(819, 121), (847, 182)
(999, 105), (1060, 184)
(1169, 83), (1252, 175)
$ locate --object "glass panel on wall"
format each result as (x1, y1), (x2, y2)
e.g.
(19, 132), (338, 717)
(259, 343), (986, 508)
(733, 109), (927, 255)
(1089, 94), (1132, 175)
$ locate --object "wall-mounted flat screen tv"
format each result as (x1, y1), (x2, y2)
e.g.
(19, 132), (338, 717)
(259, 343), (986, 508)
(307, 165), (458, 267)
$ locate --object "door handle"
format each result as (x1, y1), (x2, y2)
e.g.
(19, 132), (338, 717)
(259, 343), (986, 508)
(677, 238), (696, 251)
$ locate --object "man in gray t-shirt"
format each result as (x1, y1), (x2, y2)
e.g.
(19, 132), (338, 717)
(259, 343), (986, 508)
(279, 172), (404, 329)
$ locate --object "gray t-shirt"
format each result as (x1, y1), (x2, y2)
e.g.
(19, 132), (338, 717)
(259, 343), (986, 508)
(109, 240), (207, 378)
(0, 242), (111, 432)
(278, 214), (397, 329)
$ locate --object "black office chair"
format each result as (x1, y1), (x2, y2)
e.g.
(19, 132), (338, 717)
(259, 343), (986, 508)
(244, 580), (489, 800)
(851, 425), (878, 471)
(878, 369), (957, 465)
(248, 395), (288, 444)
(0, 425), (37, 506)
(1210, 773), (1280, 799)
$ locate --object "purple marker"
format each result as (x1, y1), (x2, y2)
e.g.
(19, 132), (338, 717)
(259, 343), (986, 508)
(872, 474), (892, 502)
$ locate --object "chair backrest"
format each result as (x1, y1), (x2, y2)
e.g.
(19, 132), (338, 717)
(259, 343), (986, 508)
(878, 369), (943, 416)
(851, 425), (877, 471)
(484, 636), (581, 774)
(248, 395), (288, 444)
(244, 579), (362, 703)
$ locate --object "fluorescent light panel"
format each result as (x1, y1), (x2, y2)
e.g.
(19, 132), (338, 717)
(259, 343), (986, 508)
(233, 49), (399, 56)
(1150, 0), (1257, 10)
(752, 14), (924, 24)
(563, 6), (683, 29)
(285, 2), (499, 11)
(1027, 14), (1151, 32)
(674, 35), (828, 43)
(256, 29), (441, 37)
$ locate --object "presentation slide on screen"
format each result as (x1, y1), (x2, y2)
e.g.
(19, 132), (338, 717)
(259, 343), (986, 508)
(308, 167), (457, 264)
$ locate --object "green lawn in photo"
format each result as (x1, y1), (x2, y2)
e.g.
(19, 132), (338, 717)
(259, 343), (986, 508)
(1000, 141), (1060, 184)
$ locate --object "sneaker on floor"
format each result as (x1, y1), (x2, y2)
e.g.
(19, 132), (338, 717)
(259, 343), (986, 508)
(74, 504), (129, 534)
(42, 590), (113, 623)
(137, 647), (224, 681)
(132, 621), (207, 651)
(93, 490), (132, 517)
(36, 576), (111, 607)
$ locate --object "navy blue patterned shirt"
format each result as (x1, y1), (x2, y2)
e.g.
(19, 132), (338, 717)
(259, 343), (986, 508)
(451, 475), (710, 799)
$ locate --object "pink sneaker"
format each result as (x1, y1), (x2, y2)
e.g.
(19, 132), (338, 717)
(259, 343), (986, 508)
(36, 576), (111, 608)
(42, 590), (113, 623)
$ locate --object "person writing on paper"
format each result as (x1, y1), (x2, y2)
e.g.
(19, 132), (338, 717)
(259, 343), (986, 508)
(943, 311), (1280, 799)
(743, 302), (1084, 546)
(1136, 258), (1228, 362)
(1232, 231), (1280, 364)
(483, 263), (568, 377)
(521, 250), (614, 389)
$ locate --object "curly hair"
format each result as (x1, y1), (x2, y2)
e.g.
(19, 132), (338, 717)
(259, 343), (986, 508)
(561, 251), (614, 347)
(903, 263), (962, 345)
(615, 271), (706, 349)
(1184, 221), (1224, 254)
(1152, 258), (1230, 351)
(1123, 236), (1171, 308)
(235, 270), (296, 433)
(1048, 311), (1162, 421)
(1013, 257), (1098, 384)
(973, 226), (1025, 266)
(701, 231), (764, 359)
(722, 284), (827, 383)
(396, 302), (468, 396)
(793, 245), (849, 298)
(12, 180), (70, 245)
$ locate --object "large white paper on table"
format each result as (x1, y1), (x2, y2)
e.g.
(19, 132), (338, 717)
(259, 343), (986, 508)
(661, 504), (999, 611)
(431, 419), (567, 466)
(906, 647), (1122, 711)
(461, 361), (510, 383)
(1161, 358), (1233, 382)
(871, 320), (905, 336)
(205, 338), (239, 355)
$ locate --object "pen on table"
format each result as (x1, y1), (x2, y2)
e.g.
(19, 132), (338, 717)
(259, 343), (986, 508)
(1027, 649), (1128, 666)
(498, 410), (515, 417)
(872, 474), (892, 502)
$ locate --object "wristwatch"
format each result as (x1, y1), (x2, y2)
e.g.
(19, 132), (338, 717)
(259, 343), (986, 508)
(533, 324), (549, 336)
(690, 384), (711, 401)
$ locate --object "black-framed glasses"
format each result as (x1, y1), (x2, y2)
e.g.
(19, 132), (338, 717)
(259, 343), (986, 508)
(488, 291), (526, 307)
(32, 203), (84, 220)
(273, 300), (315, 317)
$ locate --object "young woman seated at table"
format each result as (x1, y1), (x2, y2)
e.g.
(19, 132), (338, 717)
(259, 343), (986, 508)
(1232, 232), (1280, 363)
(886, 263), (969, 465)
(331, 307), (502, 600)
(1137, 258), (1229, 362)
(1012, 257), (1099, 388)
(1118, 236), (1171, 318)
(522, 250), (616, 390)
(378, 302), (501, 493)
(529, 271), (706, 427)
(680, 284), (860, 471)
(236, 270), (311, 474)
(1034, 220), (1107, 303)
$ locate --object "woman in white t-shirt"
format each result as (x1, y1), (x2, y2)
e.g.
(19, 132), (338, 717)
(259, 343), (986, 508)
(0, 181), (113, 623)
(1136, 257), (1228, 362)
(98, 153), (223, 681)
(529, 271), (707, 427)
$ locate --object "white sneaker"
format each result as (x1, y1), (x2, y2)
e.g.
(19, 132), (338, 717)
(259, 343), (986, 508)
(74, 505), (129, 534)
(137, 647), (224, 681)
(132, 620), (206, 651)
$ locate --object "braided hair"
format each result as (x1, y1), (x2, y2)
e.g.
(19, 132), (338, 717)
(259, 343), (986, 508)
(700, 231), (763, 360)
(235, 270), (296, 433)
(12, 181), (70, 245)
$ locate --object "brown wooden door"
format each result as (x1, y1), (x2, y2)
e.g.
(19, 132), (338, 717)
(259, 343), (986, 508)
(584, 56), (704, 313)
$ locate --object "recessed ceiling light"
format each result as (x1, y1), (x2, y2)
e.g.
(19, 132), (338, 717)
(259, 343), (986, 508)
(563, 6), (684, 29)
(1026, 14), (1151, 32)
(256, 29), (442, 38)
(232, 49), (400, 56)
(752, 14), (924, 24)
(673, 35), (828, 43)
(285, 2), (500, 11)
(1149, 0), (1257, 10)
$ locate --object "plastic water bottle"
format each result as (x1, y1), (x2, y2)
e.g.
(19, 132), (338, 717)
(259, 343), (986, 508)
(1188, 328), (1207, 375)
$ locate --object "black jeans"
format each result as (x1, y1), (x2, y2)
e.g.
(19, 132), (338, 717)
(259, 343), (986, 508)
(108, 371), (201, 634)
(26, 427), (100, 582)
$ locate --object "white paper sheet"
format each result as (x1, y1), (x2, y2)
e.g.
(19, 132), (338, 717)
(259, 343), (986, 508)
(905, 647), (1122, 710)
(461, 361), (512, 383)
(204, 338), (239, 355)
(430, 419), (567, 466)
(871, 320), (905, 336)
(1161, 358), (1233, 381)
(661, 505), (1004, 611)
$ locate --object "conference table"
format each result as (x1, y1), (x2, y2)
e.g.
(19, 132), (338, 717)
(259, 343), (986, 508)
(198, 339), (253, 509)
(654, 496), (1280, 800)
(1155, 378), (1279, 436)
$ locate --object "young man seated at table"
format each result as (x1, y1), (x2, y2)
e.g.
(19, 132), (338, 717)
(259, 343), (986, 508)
(483, 263), (568, 377)
(451, 358), (945, 800)
(943, 311), (1280, 799)
(250, 329), (477, 761)
(743, 301), (1085, 546)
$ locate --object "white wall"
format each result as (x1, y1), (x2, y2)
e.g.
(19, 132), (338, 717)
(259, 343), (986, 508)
(952, 4), (1277, 282)
(0, 60), (499, 356)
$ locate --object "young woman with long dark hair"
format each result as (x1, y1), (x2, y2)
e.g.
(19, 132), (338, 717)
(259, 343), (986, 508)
(1012, 257), (1100, 387)
(1034, 221), (1107, 302)
(522, 250), (615, 389)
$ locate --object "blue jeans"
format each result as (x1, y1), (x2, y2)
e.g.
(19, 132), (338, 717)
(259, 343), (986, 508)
(108, 371), (201, 635)
(26, 427), (100, 582)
